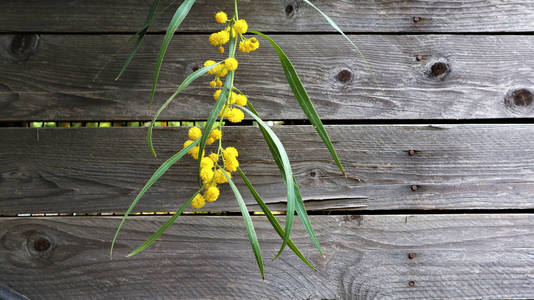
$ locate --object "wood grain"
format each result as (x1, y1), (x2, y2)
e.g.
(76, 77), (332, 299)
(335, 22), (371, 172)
(2, 125), (534, 215)
(1, 0), (534, 33)
(2, 34), (534, 121)
(1, 214), (533, 299)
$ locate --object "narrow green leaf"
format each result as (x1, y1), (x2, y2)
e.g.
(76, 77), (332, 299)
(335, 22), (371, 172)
(115, 0), (161, 80)
(301, 0), (379, 88)
(149, 0), (196, 107)
(226, 173), (264, 279)
(196, 36), (237, 186)
(248, 31), (345, 177)
(245, 101), (323, 256)
(148, 62), (221, 157)
(237, 167), (317, 270)
(238, 105), (295, 259)
(127, 189), (200, 257)
(110, 138), (199, 258)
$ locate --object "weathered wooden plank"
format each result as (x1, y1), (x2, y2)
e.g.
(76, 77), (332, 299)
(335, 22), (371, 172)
(2, 125), (534, 214)
(1, 214), (533, 299)
(2, 34), (534, 121)
(1, 0), (534, 33)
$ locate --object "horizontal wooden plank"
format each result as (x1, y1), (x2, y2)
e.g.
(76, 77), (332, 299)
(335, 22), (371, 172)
(1, 125), (534, 214)
(1, 34), (534, 121)
(1, 0), (534, 33)
(1, 214), (533, 299)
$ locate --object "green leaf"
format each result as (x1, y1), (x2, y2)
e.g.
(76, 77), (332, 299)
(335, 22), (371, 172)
(127, 189), (200, 257)
(225, 173), (264, 279)
(248, 31), (345, 177)
(148, 61), (221, 157)
(149, 0), (196, 107)
(245, 101), (323, 256)
(301, 0), (379, 87)
(115, 0), (161, 80)
(110, 138), (199, 258)
(196, 36), (237, 186)
(237, 167), (317, 270)
(238, 105), (295, 259)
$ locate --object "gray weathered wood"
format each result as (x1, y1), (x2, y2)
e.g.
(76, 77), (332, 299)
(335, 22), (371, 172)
(2, 125), (534, 215)
(1, 0), (534, 33)
(2, 34), (534, 121)
(1, 214), (533, 299)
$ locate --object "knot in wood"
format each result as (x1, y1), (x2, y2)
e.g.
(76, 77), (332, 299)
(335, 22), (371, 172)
(504, 88), (534, 115)
(336, 69), (353, 83)
(8, 34), (40, 61)
(425, 58), (451, 80)
(431, 62), (449, 77)
(283, 0), (298, 17)
(34, 237), (51, 252)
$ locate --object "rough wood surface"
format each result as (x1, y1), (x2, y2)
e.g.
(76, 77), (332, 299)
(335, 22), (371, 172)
(1, 214), (533, 299)
(1, 0), (534, 33)
(2, 34), (534, 121)
(2, 125), (534, 215)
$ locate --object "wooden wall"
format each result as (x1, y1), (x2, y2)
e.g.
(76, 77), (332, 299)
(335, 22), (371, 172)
(1, 0), (534, 298)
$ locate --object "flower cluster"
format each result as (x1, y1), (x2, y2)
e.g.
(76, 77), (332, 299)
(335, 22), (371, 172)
(185, 11), (260, 210)
(183, 126), (239, 209)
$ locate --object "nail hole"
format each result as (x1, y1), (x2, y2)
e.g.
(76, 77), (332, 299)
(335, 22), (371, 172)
(408, 252), (416, 259)
(34, 237), (51, 252)
(191, 65), (200, 72)
(309, 171), (317, 177)
(408, 150), (416, 156)
(413, 17), (422, 23)
(416, 55), (423, 61)
(411, 185), (418, 192)
(408, 281), (415, 287)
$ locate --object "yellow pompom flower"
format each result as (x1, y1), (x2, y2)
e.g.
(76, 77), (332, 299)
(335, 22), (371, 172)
(213, 89), (222, 101)
(208, 153), (219, 163)
(209, 128), (222, 140)
(209, 33), (219, 46)
(223, 146), (238, 159)
(184, 139), (195, 154)
(206, 137), (215, 145)
(233, 19), (248, 34)
(224, 57), (238, 71)
(229, 92), (237, 104)
(235, 94), (247, 106)
(188, 127), (202, 140)
(227, 108), (244, 123)
(209, 80), (217, 88)
(214, 168), (231, 184)
(215, 11), (228, 24)
(218, 46), (225, 54)
(239, 37), (260, 53)
(224, 156), (239, 172)
(216, 67), (228, 78)
(200, 167), (215, 184)
(191, 194), (206, 209)
(204, 60), (216, 67)
(204, 186), (220, 202)
(190, 146), (204, 160)
(216, 79), (223, 87)
(200, 157), (214, 169)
